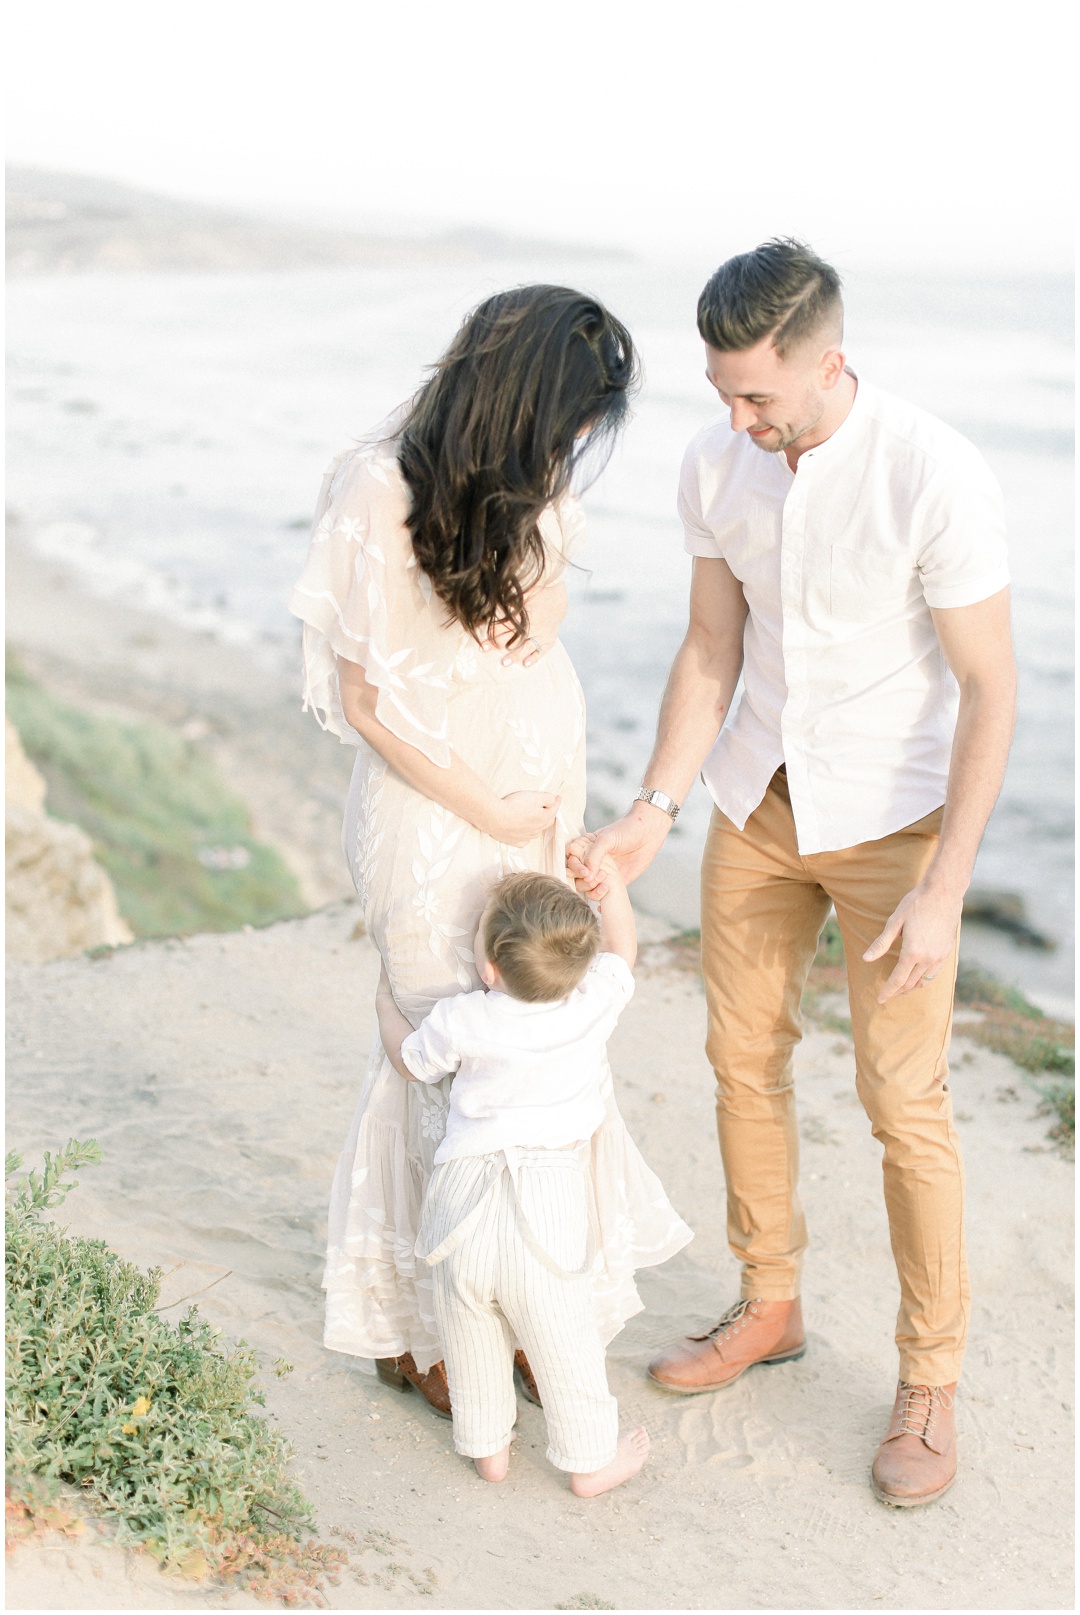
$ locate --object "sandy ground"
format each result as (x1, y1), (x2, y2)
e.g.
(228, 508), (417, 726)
(5, 901), (1074, 1612)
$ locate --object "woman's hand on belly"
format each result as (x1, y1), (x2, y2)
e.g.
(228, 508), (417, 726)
(488, 790), (562, 847)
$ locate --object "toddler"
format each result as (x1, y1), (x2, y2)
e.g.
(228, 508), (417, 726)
(375, 863), (650, 1496)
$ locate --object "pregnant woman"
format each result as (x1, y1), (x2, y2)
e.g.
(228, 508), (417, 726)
(290, 285), (691, 1414)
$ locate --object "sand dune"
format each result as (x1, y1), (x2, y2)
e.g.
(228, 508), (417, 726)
(5, 902), (1073, 1610)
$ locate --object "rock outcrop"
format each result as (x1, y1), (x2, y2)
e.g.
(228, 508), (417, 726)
(5, 718), (132, 962)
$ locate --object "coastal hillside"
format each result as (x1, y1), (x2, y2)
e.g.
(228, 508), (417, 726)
(6, 166), (629, 276)
(5, 715), (132, 962)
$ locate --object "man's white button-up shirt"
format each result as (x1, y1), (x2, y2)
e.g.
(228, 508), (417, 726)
(679, 377), (1010, 855)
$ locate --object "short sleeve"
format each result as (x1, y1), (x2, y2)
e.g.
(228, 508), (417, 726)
(917, 451), (1010, 610)
(678, 437), (723, 558)
(287, 436), (468, 765)
(400, 995), (465, 1082)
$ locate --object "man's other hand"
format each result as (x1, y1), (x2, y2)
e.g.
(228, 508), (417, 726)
(863, 880), (963, 1002)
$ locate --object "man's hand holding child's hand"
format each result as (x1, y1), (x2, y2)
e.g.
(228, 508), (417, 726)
(568, 846), (621, 901)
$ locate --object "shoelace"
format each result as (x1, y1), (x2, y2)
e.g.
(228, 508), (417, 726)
(894, 1380), (955, 1440)
(704, 1296), (764, 1342)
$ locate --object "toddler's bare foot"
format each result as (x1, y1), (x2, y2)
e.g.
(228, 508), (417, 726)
(570, 1427), (649, 1497)
(474, 1444), (511, 1483)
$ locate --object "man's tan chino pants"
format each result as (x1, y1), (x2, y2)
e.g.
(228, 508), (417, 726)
(700, 768), (969, 1386)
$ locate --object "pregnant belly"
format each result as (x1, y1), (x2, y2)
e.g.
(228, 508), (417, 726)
(446, 642), (586, 795)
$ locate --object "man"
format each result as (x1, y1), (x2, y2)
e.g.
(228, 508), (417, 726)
(571, 238), (1016, 1507)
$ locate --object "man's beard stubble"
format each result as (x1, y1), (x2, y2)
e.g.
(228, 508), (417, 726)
(748, 393), (825, 455)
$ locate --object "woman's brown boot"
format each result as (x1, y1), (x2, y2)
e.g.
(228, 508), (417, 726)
(375, 1354), (452, 1418)
(514, 1349), (543, 1407)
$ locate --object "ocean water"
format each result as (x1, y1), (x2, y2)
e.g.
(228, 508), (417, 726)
(6, 259), (1074, 1002)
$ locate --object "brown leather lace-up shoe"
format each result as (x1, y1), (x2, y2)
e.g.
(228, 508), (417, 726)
(647, 1297), (806, 1394)
(375, 1354), (452, 1418)
(872, 1381), (957, 1506)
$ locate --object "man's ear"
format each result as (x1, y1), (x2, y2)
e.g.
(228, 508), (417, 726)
(819, 346), (846, 389)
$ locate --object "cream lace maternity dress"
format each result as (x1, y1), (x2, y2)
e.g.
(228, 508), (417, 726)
(289, 427), (691, 1372)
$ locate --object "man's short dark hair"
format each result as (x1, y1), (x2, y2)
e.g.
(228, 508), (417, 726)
(697, 238), (843, 358)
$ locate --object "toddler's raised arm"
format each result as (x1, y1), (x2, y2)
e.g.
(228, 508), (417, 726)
(595, 856), (637, 970)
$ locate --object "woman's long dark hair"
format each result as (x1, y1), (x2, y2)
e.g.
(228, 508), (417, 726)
(397, 285), (638, 644)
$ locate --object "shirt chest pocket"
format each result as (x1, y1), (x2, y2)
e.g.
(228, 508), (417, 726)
(829, 545), (919, 620)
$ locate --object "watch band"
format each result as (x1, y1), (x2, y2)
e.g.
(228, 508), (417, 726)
(635, 787), (680, 821)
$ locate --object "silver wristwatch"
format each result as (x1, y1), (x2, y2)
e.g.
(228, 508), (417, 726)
(635, 787), (680, 821)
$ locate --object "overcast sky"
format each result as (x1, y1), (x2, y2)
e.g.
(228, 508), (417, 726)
(6, 0), (1074, 271)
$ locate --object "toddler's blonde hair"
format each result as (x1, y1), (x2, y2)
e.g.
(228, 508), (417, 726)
(483, 872), (600, 1003)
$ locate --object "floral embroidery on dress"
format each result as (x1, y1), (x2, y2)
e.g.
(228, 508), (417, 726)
(363, 451), (398, 487)
(352, 751), (387, 914)
(506, 716), (556, 787)
(417, 1083), (451, 1142)
(451, 640), (480, 682)
(411, 806), (475, 989)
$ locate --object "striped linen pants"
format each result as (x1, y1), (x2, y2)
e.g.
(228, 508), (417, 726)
(419, 1147), (619, 1473)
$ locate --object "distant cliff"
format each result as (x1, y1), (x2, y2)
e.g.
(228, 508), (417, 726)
(6, 166), (627, 275)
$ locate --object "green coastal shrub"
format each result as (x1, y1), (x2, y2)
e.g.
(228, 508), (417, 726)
(5, 656), (305, 938)
(1037, 1083), (1075, 1156)
(955, 961), (1075, 1152)
(5, 1142), (342, 1597)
